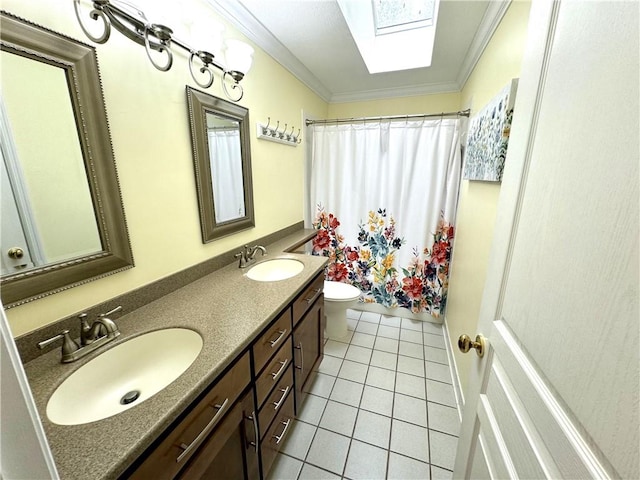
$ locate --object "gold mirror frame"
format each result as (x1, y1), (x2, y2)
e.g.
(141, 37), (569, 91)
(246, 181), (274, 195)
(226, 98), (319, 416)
(186, 86), (255, 242)
(0, 11), (134, 308)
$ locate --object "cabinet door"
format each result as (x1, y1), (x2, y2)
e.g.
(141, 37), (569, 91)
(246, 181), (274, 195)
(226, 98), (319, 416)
(293, 295), (324, 409)
(178, 390), (258, 480)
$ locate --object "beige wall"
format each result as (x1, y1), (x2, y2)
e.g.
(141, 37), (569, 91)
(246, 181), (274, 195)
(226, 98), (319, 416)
(4, 0), (327, 335)
(446, 0), (531, 399)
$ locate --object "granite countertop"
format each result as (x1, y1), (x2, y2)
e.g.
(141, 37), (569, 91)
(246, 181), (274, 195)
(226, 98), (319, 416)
(23, 230), (327, 480)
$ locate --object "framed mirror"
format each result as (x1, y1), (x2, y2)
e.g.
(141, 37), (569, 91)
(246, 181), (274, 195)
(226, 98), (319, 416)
(0, 11), (134, 308)
(186, 86), (255, 242)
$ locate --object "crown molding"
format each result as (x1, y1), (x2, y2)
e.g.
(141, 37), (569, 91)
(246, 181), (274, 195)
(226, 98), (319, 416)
(206, 0), (333, 102)
(456, 0), (512, 89)
(329, 80), (461, 104)
(207, 0), (509, 104)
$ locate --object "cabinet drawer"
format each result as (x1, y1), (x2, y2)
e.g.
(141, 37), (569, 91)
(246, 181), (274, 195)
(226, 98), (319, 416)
(292, 273), (324, 326)
(259, 365), (294, 440)
(260, 390), (295, 477)
(130, 352), (250, 479)
(253, 308), (292, 374)
(255, 337), (292, 408)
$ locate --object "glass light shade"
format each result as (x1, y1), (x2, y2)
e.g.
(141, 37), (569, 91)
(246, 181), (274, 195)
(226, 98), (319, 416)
(224, 39), (254, 75)
(190, 20), (225, 57)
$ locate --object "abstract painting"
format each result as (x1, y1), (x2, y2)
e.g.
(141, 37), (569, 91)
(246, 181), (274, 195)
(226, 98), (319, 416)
(464, 78), (519, 182)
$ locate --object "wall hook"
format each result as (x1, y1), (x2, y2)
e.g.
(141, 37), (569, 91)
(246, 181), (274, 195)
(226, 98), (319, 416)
(263, 117), (271, 135)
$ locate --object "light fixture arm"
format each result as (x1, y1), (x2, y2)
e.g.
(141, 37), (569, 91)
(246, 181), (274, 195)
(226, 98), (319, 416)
(73, 0), (249, 101)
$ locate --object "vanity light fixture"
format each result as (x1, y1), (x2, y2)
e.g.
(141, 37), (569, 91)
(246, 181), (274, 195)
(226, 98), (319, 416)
(73, 0), (253, 101)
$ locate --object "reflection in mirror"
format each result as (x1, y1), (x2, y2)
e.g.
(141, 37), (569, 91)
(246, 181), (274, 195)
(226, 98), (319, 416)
(0, 11), (134, 308)
(1, 51), (102, 274)
(187, 86), (254, 242)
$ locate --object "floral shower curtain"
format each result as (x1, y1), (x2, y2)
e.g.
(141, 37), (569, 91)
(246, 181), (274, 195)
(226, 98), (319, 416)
(309, 118), (461, 317)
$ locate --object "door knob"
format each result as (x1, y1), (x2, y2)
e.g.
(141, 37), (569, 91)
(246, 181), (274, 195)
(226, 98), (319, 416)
(458, 334), (486, 358)
(7, 247), (24, 259)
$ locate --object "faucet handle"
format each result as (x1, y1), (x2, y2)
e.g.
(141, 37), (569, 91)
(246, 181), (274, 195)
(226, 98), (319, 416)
(37, 329), (80, 356)
(99, 305), (123, 318)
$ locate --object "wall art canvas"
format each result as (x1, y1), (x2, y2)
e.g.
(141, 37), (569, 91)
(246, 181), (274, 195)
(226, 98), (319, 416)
(464, 78), (519, 182)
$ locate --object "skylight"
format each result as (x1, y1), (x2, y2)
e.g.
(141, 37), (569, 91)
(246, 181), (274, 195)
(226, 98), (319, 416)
(337, 0), (440, 74)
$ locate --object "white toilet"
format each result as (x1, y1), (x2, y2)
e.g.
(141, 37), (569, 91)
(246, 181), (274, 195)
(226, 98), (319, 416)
(323, 281), (361, 339)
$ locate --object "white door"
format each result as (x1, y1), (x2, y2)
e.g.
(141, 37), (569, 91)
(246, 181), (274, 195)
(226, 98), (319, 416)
(454, 2), (639, 479)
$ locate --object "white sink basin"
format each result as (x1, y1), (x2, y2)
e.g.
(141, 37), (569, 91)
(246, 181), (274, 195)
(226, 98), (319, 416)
(46, 328), (202, 425)
(246, 258), (304, 282)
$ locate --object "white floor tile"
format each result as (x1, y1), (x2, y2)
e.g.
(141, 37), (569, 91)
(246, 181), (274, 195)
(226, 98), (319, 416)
(429, 430), (457, 470)
(423, 332), (446, 349)
(425, 379), (456, 407)
(401, 318), (424, 332)
(393, 392), (428, 427)
(377, 324), (401, 340)
(319, 400), (358, 437)
(359, 311), (382, 324)
(387, 452), (431, 480)
(425, 361), (453, 384)
(400, 329), (424, 345)
(298, 462), (341, 479)
(280, 420), (317, 460)
(307, 372), (337, 398)
(370, 350), (398, 371)
(329, 378), (364, 407)
(398, 340), (424, 360)
(365, 366), (396, 391)
(373, 336), (399, 354)
(379, 315), (402, 327)
(266, 453), (303, 480)
(324, 340), (349, 358)
(350, 332), (376, 349)
(431, 465), (454, 479)
(428, 402), (460, 436)
(352, 409), (391, 449)
(338, 359), (369, 383)
(344, 440), (388, 480)
(345, 345), (373, 364)
(397, 355), (425, 377)
(330, 329), (354, 344)
(422, 321), (444, 336)
(297, 394), (328, 426)
(395, 372), (426, 399)
(424, 346), (448, 365)
(359, 385), (394, 417)
(346, 309), (361, 320)
(355, 321), (379, 336)
(390, 419), (429, 462)
(315, 355), (342, 376)
(347, 318), (358, 331)
(305, 428), (350, 475)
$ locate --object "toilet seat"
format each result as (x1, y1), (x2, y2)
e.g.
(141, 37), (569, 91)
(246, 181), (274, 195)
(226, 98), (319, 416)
(324, 281), (361, 302)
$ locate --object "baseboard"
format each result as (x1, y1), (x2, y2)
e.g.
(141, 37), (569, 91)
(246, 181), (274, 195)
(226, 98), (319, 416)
(443, 314), (465, 421)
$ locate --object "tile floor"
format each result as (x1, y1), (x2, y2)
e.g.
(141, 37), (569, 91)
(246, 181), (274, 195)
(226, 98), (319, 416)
(267, 309), (460, 480)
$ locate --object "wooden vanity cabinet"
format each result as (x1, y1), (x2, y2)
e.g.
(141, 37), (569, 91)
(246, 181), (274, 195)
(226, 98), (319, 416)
(125, 271), (325, 480)
(293, 292), (325, 410)
(127, 353), (253, 480)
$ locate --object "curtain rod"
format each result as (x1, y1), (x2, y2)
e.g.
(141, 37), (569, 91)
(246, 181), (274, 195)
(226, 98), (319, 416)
(305, 109), (470, 126)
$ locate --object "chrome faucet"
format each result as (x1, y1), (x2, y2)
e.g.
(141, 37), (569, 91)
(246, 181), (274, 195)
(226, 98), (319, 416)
(38, 306), (122, 363)
(235, 244), (266, 268)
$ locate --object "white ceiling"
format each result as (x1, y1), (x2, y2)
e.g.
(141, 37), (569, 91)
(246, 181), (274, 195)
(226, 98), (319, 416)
(207, 0), (510, 103)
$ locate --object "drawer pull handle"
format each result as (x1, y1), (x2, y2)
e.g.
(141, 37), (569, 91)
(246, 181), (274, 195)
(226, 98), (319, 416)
(269, 329), (287, 348)
(305, 288), (322, 305)
(271, 359), (289, 380)
(246, 412), (258, 452)
(295, 342), (304, 376)
(176, 397), (229, 463)
(273, 418), (292, 445)
(273, 385), (290, 410)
